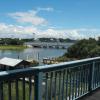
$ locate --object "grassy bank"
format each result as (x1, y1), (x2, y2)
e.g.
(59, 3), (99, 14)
(3, 81), (34, 100)
(0, 45), (27, 50)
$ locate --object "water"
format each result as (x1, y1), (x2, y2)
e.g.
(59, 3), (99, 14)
(0, 48), (67, 63)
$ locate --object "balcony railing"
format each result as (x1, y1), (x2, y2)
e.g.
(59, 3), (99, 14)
(0, 57), (100, 100)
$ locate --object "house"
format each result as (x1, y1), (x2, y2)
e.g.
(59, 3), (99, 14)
(0, 57), (31, 71)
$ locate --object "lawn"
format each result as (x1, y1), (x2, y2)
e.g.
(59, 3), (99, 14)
(0, 45), (27, 50)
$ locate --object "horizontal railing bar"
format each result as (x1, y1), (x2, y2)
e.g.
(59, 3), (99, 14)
(0, 57), (99, 80)
(36, 57), (100, 72)
(0, 68), (39, 81)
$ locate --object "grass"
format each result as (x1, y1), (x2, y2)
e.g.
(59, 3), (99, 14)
(0, 45), (27, 50)
(2, 70), (87, 100)
(2, 77), (87, 100)
(3, 81), (34, 100)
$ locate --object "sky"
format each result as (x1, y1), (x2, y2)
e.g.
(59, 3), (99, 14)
(0, 0), (100, 39)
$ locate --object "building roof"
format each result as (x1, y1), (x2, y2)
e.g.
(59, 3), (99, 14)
(0, 57), (24, 67)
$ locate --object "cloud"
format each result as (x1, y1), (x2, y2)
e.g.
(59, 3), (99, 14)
(0, 23), (38, 38)
(36, 29), (84, 39)
(8, 10), (47, 26)
(0, 23), (99, 39)
(2, 8), (99, 39)
(37, 7), (54, 12)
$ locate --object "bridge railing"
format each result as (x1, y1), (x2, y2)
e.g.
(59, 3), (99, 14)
(0, 57), (100, 100)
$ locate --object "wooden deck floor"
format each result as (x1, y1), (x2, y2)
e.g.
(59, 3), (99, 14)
(80, 89), (100, 100)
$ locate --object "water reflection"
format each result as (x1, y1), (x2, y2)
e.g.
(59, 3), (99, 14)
(0, 48), (67, 63)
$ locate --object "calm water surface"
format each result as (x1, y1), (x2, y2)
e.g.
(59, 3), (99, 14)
(0, 48), (67, 64)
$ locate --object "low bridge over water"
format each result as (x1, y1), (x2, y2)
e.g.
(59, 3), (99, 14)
(25, 42), (74, 49)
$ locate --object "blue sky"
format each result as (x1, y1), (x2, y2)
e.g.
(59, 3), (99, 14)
(0, 0), (100, 39)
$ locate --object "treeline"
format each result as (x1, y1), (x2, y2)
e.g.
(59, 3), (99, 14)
(64, 37), (100, 59)
(0, 38), (35, 45)
(57, 37), (100, 62)
(0, 37), (77, 46)
(37, 38), (76, 42)
(22, 38), (34, 42)
(0, 38), (24, 45)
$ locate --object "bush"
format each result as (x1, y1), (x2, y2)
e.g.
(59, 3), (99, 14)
(64, 38), (100, 59)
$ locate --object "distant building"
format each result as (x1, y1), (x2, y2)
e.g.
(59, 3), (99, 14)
(0, 57), (32, 71)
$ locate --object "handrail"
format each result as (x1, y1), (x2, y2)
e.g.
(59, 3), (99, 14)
(0, 57), (100, 76)
(36, 57), (100, 71)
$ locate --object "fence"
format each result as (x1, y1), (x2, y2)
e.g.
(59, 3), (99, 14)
(0, 57), (100, 100)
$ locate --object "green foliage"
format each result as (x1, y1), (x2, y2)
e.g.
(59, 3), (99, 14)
(97, 37), (100, 45)
(55, 56), (70, 62)
(89, 45), (100, 57)
(0, 38), (24, 45)
(21, 38), (34, 42)
(59, 38), (76, 43)
(64, 38), (100, 59)
(38, 37), (77, 42)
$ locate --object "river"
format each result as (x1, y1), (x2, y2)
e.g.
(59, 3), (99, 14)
(0, 48), (67, 64)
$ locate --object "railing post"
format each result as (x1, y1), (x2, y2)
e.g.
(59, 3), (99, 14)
(34, 71), (43, 100)
(88, 61), (95, 92)
(0, 81), (3, 100)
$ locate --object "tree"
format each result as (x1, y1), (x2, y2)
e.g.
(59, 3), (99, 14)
(0, 38), (24, 45)
(64, 38), (99, 59)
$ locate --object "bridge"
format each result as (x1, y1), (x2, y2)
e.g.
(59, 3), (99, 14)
(25, 42), (74, 49)
(0, 57), (100, 100)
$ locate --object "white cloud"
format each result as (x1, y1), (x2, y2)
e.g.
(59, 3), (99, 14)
(0, 23), (99, 39)
(36, 29), (84, 39)
(37, 7), (54, 12)
(8, 10), (47, 26)
(0, 23), (38, 38)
